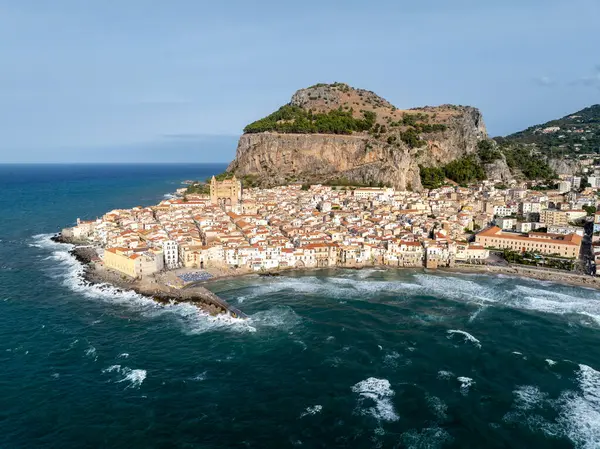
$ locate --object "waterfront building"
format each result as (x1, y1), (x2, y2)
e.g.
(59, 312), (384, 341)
(162, 240), (179, 269)
(103, 247), (164, 278)
(475, 226), (581, 258)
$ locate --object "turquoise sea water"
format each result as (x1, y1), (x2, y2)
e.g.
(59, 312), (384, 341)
(1, 164), (600, 448)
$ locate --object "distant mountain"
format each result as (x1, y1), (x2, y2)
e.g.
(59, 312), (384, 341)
(497, 105), (600, 157)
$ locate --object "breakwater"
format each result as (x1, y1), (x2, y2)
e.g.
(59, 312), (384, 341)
(52, 233), (246, 318)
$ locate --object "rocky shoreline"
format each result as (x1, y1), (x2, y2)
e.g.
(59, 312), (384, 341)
(51, 234), (247, 318)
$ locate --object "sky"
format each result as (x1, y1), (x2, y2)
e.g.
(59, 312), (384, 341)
(0, 0), (599, 163)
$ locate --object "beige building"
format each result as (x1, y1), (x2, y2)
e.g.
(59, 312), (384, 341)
(475, 226), (581, 258)
(103, 247), (164, 278)
(210, 176), (242, 207)
(539, 209), (568, 226)
(539, 209), (586, 226)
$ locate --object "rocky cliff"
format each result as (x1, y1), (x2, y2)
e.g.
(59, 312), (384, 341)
(227, 83), (487, 190)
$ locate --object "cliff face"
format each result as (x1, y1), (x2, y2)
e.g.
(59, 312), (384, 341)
(548, 158), (583, 176)
(484, 156), (513, 182)
(228, 83), (487, 190)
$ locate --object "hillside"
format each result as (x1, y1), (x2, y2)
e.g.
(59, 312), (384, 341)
(497, 104), (600, 158)
(227, 83), (487, 190)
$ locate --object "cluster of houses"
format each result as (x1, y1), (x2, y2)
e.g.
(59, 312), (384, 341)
(62, 171), (600, 279)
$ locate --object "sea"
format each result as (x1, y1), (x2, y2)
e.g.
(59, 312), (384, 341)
(1, 164), (599, 449)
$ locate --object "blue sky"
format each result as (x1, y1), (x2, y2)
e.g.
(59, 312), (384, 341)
(0, 0), (599, 162)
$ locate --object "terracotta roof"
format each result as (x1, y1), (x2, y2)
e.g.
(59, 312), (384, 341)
(477, 226), (582, 246)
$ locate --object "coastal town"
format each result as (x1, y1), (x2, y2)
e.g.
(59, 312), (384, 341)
(61, 165), (600, 287)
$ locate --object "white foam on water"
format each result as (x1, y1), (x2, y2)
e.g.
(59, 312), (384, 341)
(191, 371), (207, 381)
(437, 370), (454, 380)
(102, 364), (121, 373)
(554, 364), (600, 448)
(30, 234), (264, 335)
(102, 364), (146, 389)
(352, 377), (399, 422)
(118, 368), (147, 389)
(513, 385), (548, 411)
(503, 365), (600, 448)
(400, 426), (453, 449)
(414, 273), (600, 328)
(546, 359), (557, 366)
(426, 395), (448, 420)
(457, 377), (474, 395)
(233, 275), (421, 303)
(246, 306), (300, 331)
(447, 330), (481, 349)
(299, 405), (323, 418)
(383, 351), (400, 368)
(415, 274), (502, 304)
(118, 353), (129, 359)
(469, 305), (487, 323)
(84, 346), (98, 361)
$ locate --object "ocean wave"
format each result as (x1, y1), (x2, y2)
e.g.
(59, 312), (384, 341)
(555, 364), (600, 448)
(351, 377), (399, 422)
(426, 395), (448, 420)
(225, 275), (421, 303)
(84, 346), (98, 361)
(400, 426), (453, 449)
(468, 305), (487, 322)
(247, 306), (301, 330)
(457, 377), (474, 395)
(447, 330), (481, 348)
(437, 370), (454, 380)
(299, 405), (322, 418)
(30, 234), (262, 335)
(513, 385), (548, 411)
(191, 371), (207, 381)
(414, 273), (600, 328)
(102, 364), (147, 388)
(503, 364), (600, 448)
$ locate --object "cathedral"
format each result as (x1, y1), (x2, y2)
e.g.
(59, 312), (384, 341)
(210, 175), (242, 209)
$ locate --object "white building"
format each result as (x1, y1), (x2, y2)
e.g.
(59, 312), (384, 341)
(494, 217), (516, 230)
(162, 240), (180, 269)
(558, 181), (572, 193)
(493, 205), (516, 217)
(520, 201), (542, 214)
(569, 176), (581, 190)
(516, 222), (544, 233)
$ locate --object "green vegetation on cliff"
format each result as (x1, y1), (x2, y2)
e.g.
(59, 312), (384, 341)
(497, 104), (600, 157)
(477, 140), (502, 163)
(476, 139), (556, 181)
(243, 105), (376, 135)
(502, 145), (555, 180)
(420, 155), (485, 188)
